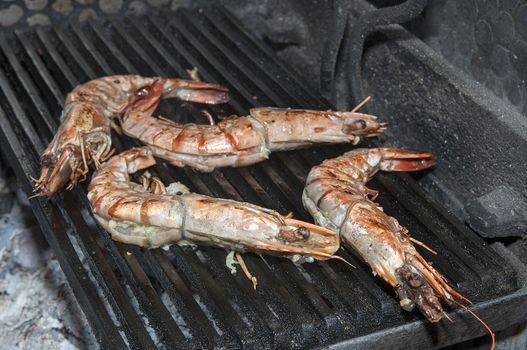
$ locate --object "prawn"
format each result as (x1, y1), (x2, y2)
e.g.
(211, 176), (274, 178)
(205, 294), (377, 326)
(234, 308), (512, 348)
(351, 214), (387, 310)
(119, 81), (386, 172)
(33, 75), (230, 197)
(302, 148), (494, 346)
(87, 147), (351, 286)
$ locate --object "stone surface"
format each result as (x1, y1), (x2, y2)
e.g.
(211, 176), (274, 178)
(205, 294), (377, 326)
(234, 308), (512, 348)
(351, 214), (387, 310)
(24, 0), (48, 11)
(0, 0), (195, 28)
(127, 0), (148, 15)
(99, 0), (122, 14)
(0, 4), (24, 27)
(147, 0), (170, 7)
(52, 0), (73, 16)
(27, 13), (51, 26)
(78, 7), (96, 22)
(171, 0), (191, 10)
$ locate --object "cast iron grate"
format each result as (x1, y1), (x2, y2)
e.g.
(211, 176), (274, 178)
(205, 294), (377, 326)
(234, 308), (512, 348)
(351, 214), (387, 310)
(0, 5), (522, 349)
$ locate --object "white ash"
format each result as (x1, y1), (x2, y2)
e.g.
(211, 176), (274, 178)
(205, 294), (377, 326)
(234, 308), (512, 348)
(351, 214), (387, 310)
(99, 0), (122, 14)
(0, 4), (24, 27)
(27, 13), (52, 26)
(78, 8), (97, 22)
(24, 0), (49, 11)
(52, 0), (73, 16)
(0, 196), (97, 349)
(146, 0), (170, 7)
(127, 1), (148, 15)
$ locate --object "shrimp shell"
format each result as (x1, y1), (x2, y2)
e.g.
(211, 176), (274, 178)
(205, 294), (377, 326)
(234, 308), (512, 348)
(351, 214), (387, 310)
(119, 80), (386, 172)
(34, 75), (230, 197)
(302, 147), (471, 322)
(87, 147), (340, 261)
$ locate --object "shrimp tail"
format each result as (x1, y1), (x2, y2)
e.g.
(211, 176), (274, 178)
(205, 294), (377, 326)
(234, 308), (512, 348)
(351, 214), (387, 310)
(378, 148), (435, 172)
(162, 79), (231, 105)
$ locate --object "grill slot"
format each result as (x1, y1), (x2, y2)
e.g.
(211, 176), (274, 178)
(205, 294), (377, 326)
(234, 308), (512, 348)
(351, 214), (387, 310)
(0, 6), (523, 349)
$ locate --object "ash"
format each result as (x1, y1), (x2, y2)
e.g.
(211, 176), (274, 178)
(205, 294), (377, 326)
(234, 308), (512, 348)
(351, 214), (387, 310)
(0, 186), (97, 349)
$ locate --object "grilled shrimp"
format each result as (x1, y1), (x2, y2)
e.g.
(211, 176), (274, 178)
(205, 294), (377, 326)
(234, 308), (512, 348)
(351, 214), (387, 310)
(87, 147), (343, 267)
(119, 80), (386, 172)
(302, 148), (494, 337)
(33, 75), (230, 197)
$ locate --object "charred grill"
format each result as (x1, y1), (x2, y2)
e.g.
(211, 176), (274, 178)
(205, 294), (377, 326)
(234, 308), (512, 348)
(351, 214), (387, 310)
(0, 4), (525, 349)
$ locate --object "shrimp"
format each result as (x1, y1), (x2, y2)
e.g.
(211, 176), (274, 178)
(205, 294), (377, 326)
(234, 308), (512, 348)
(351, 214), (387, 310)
(302, 148), (494, 345)
(119, 80), (386, 172)
(87, 147), (349, 281)
(33, 75), (230, 197)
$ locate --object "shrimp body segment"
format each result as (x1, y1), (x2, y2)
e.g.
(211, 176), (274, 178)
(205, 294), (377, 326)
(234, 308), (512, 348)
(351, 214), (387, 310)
(120, 81), (386, 172)
(87, 147), (340, 261)
(34, 75), (230, 197)
(302, 147), (468, 322)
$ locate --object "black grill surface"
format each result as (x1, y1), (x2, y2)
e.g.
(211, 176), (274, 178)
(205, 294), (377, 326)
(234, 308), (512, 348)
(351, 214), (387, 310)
(0, 6), (525, 349)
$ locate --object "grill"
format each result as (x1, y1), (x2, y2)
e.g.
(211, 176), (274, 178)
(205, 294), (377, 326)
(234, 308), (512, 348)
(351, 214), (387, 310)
(0, 5), (525, 349)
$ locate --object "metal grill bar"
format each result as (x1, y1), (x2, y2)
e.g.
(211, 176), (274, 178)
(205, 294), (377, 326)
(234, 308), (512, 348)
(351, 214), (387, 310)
(99, 19), (330, 346)
(0, 6), (523, 349)
(52, 27), (214, 348)
(75, 19), (289, 348)
(0, 76), (128, 350)
(12, 28), (178, 348)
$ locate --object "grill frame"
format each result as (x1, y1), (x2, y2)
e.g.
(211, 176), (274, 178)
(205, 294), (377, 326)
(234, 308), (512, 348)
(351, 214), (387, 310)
(0, 6), (525, 349)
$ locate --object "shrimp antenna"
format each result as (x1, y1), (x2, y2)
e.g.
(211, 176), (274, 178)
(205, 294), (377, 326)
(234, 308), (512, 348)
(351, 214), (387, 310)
(410, 237), (438, 255)
(28, 192), (44, 199)
(351, 96), (372, 113)
(442, 311), (453, 323)
(310, 251), (355, 268)
(453, 299), (495, 350)
(328, 254), (355, 268)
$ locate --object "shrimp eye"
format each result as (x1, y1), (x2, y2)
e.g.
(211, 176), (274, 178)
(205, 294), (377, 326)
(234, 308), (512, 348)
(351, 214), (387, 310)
(351, 119), (367, 130)
(40, 154), (54, 166)
(343, 119), (368, 134)
(296, 227), (310, 240)
(137, 86), (150, 97)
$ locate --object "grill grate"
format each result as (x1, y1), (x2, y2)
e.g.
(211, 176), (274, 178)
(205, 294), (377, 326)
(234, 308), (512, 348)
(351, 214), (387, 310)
(0, 6), (524, 349)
